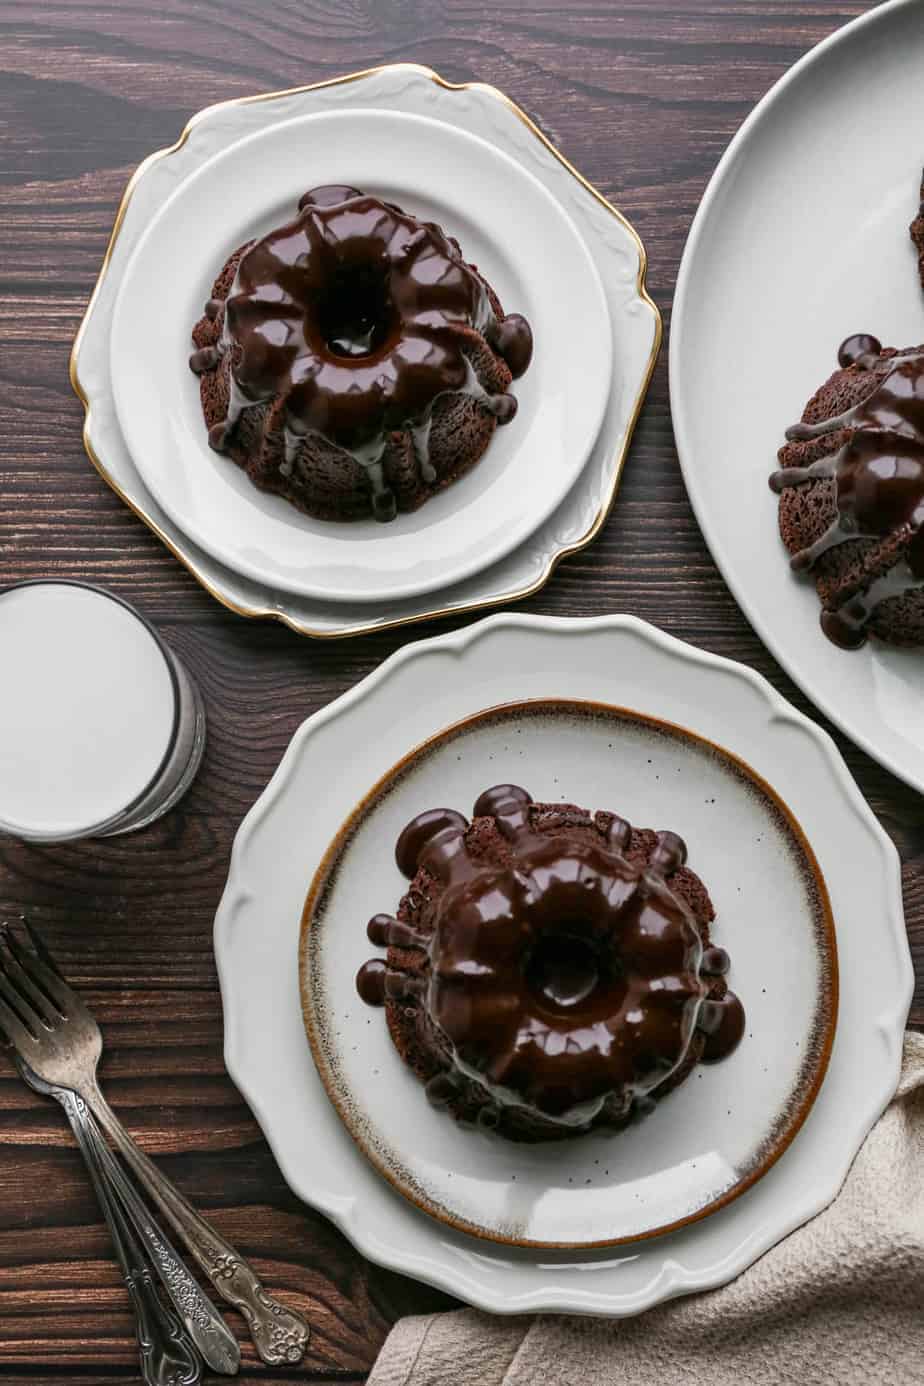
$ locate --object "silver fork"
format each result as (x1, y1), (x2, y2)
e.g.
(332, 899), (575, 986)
(14, 1051), (240, 1376)
(14, 1058), (202, 1386)
(0, 921), (310, 1368)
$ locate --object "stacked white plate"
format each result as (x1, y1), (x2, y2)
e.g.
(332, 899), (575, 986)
(71, 64), (661, 638)
(214, 613), (912, 1314)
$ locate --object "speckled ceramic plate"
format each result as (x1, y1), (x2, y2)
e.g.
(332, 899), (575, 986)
(299, 698), (836, 1249)
(215, 615), (910, 1314)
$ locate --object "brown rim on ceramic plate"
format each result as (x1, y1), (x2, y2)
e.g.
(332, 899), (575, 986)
(68, 64), (661, 639)
(299, 697), (839, 1249)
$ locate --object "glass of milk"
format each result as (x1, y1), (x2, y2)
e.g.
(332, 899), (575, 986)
(0, 581), (206, 842)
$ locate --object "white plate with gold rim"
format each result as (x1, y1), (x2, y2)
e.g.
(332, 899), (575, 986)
(109, 108), (611, 605)
(70, 64), (659, 636)
(671, 0), (924, 793)
(214, 615), (911, 1315)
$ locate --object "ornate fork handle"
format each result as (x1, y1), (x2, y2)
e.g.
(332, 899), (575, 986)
(80, 1109), (240, 1375)
(20, 1068), (201, 1386)
(85, 1081), (310, 1367)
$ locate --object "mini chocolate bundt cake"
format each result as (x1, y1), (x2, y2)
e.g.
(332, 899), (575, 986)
(768, 179), (924, 649)
(189, 185), (533, 523)
(356, 785), (744, 1143)
(912, 170), (924, 289)
(770, 335), (924, 649)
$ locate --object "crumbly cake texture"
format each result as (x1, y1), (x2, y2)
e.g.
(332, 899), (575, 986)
(382, 799), (725, 1143)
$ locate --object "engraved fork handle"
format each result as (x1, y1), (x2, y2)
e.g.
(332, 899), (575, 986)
(84, 1080), (310, 1368)
(21, 1070), (201, 1386)
(81, 1109), (240, 1375)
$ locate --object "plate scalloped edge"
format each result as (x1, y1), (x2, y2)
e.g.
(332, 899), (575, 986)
(69, 63), (661, 640)
(214, 613), (912, 1316)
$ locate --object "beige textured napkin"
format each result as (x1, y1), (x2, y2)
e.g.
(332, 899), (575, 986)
(370, 1033), (924, 1386)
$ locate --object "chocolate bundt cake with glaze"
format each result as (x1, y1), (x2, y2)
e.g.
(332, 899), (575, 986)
(189, 185), (533, 523)
(768, 185), (924, 649)
(356, 785), (744, 1143)
(770, 334), (924, 649)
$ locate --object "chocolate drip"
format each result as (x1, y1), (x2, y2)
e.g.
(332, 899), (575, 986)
(364, 912), (428, 950)
(189, 186), (532, 521)
(697, 991), (746, 1062)
(395, 809), (468, 880)
(769, 343), (924, 647)
(487, 314), (533, 379)
(358, 784), (743, 1129)
(838, 333), (882, 369)
(701, 946), (730, 976)
(606, 814), (632, 850)
(355, 958), (387, 1006)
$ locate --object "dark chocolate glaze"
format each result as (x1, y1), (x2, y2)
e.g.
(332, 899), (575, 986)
(769, 341), (924, 648)
(702, 945), (730, 976)
(355, 958), (387, 1006)
(837, 333), (882, 369)
(698, 992), (746, 1062)
(358, 785), (743, 1129)
(189, 186), (533, 522)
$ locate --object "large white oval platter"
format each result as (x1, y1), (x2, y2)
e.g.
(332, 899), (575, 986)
(671, 0), (924, 792)
(110, 109), (611, 604)
(214, 614), (911, 1315)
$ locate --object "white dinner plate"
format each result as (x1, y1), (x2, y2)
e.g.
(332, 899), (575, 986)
(214, 615), (911, 1315)
(301, 698), (836, 1249)
(109, 108), (611, 604)
(70, 65), (659, 638)
(671, 0), (924, 794)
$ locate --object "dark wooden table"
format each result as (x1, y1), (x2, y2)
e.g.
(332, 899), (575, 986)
(1, 1), (920, 1381)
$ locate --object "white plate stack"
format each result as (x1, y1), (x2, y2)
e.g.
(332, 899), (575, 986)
(72, 64), (660, 639)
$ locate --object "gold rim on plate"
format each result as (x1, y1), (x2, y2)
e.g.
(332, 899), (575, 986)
(70, 64), (662, 639)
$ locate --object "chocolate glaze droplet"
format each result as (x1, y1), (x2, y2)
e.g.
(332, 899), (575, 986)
(472, 783), (532, 819)
(355, 959), (387, 1006)
(701, 946), (730, 976)
(698, 992), (746, 1061)
(489, 313), (534, 378)
(837, 333), (881, 369)
(606, 814), (632, 850)
(395, 808), (469, 879)
(366, 913), (394, 946)
(650, 830), (687, 875)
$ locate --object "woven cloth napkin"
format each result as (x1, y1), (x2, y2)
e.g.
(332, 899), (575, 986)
(369, 1032), (924, 1386)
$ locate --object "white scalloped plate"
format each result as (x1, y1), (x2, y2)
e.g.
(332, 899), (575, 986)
(110, 109), (611, 604)
(671, 0), (924, 792)
(215, 614), (911, 1315)
(71, 65), (659, 636)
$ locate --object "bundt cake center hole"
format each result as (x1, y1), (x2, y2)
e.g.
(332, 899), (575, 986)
(317, 262), (394, 359)
(525, 932), (602, 1010)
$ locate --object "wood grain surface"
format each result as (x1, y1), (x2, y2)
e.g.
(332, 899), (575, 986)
(0, 0), (920, 1380)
